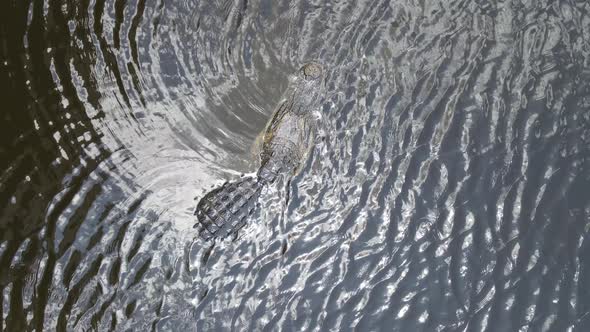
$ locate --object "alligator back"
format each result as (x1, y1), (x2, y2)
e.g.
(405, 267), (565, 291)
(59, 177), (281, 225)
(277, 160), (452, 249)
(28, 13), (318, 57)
(195, 176), (263, 240)
(258, 138), (300, 183)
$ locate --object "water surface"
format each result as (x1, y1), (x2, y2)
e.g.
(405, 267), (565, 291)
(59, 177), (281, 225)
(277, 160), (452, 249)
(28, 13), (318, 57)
(1, 0), (590, 331)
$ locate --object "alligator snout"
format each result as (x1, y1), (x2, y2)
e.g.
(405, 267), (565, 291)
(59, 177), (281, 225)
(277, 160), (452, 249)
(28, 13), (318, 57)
(301, 62), (322, 81)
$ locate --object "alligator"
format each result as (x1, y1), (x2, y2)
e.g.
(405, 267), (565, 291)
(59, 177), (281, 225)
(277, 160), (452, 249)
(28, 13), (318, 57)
(194, 62), (324, 240)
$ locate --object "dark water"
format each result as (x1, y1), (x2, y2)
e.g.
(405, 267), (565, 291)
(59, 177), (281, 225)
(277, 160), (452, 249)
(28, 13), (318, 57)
(2, 0), (590, 330)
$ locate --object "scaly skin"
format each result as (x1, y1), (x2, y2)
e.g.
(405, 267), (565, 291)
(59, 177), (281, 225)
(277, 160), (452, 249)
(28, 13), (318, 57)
(195, 63), (324, 240)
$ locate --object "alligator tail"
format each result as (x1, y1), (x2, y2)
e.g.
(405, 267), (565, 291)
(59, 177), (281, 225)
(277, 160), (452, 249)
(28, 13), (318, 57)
(195, 176), (264, 240)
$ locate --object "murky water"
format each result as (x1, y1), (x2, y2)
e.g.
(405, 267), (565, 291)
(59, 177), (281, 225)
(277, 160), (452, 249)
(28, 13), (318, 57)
(2, 0), (590, 331)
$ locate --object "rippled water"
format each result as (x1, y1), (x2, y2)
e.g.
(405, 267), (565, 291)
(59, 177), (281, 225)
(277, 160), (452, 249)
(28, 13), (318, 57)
(2, 0), (590, 330)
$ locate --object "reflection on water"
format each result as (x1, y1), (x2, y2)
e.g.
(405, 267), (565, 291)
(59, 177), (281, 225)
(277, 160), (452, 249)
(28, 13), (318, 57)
(1, 0), (590, 330)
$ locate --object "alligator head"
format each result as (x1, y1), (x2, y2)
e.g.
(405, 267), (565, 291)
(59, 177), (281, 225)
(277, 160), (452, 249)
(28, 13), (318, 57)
(287, 62), (324, 115)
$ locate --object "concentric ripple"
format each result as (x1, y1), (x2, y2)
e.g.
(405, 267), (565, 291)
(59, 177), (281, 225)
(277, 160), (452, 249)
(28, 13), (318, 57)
(1, 0), (590, 331)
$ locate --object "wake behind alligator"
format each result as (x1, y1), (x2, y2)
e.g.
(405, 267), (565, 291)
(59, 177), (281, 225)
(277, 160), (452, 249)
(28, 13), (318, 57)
(195, 63), (324, 240)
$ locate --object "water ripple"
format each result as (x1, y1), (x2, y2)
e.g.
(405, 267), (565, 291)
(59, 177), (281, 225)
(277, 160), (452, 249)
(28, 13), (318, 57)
(2, 0), (590, 330)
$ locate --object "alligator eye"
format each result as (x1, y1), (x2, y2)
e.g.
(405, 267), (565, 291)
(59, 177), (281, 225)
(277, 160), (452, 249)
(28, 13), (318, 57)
(302, 63), (322, 80)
